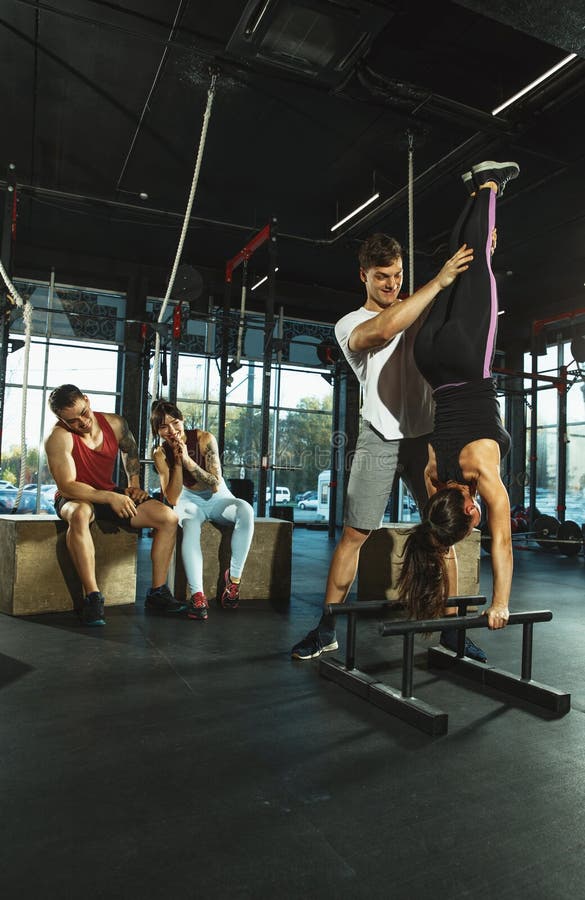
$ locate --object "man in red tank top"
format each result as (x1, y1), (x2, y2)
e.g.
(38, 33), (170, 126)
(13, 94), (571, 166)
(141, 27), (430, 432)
(45, 384), (185, 626)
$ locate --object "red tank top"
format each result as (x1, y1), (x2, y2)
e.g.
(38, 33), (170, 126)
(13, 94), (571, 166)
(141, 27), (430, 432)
(162, 429), (205, 489)
(68, 411), (118, 490)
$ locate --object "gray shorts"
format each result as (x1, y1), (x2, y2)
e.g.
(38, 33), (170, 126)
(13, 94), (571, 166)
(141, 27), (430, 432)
(344, 422), (430, 531)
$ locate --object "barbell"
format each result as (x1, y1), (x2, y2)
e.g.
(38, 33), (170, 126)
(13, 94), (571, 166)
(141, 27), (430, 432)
(481, 515), (583, 557)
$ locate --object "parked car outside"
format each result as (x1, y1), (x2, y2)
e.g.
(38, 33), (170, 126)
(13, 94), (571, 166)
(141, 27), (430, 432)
(0, 486), (56, 513)
(266, 486), (291, 504)
(297, 490), (318, 510)
(23, 483), (58, 502)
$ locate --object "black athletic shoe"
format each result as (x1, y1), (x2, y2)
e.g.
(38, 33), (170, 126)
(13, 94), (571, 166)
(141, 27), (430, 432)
(291, 627), (338, 660)
(145, 584), (187, 615)
(440, 628), (487, 663)
(471, 160), (519, 197)
(461, 170), (474, 195)
(78, 591), (106, 627)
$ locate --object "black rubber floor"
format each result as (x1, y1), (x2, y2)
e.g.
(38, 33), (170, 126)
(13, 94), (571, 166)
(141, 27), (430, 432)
(1, 530), (583, 899)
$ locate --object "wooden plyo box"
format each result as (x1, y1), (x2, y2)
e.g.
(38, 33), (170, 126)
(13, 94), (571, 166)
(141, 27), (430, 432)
(0, 514), (138, 616)
(172, 517), (293, 603)
(357, 524), (481, 601)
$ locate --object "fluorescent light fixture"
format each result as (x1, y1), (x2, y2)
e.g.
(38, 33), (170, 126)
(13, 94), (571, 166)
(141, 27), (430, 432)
(330, 192), (380, 232)
(492, 53), (577, 115)
(251, 275), (268, 291)
(498, 309), (506, 316)
(251, 267), (279, 291)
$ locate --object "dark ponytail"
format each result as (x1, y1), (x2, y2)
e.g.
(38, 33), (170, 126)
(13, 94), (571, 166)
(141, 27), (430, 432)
(397, 488), (474, 619)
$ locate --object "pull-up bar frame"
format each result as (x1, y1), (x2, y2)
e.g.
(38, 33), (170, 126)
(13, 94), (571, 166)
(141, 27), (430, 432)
(219, 220), (277, 517)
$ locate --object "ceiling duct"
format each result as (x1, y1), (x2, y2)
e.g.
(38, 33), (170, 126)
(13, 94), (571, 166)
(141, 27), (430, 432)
(226, 0), (393, 86)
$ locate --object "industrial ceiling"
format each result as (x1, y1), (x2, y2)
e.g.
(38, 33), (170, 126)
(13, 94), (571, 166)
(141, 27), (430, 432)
(2, 0), (585, 350)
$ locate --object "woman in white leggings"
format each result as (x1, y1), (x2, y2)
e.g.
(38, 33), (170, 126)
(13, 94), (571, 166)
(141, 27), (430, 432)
(151, 400), (254, 621)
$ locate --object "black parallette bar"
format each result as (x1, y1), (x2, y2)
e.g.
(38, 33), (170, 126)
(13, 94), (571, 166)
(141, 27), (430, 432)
(319, 658), (378, 700)
(427, 648), (571, 715)
(379, 610), (552, 637)
(521, 622), (533, 681)
(402, 633), (414, 698)
(368, 682), (448, 737)
(345, 613), (357, 671)
(319, 659), (449, 736)
(326, 600), (403, 616)
(326, 596), (486, 617)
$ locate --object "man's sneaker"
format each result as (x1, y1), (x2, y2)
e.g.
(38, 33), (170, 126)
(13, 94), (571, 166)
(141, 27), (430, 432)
(145, 584), (187, 615)
(220, 570), (240, 609)
(471, 160), (519, 197)
(440, 628), (487, 663)
(291, 628), (338, 660)
(188, 592), (209, 621)
(78, 591), (106, 627)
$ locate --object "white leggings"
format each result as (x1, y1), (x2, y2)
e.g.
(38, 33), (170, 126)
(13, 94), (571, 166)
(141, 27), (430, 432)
(175, 482), (255, 595)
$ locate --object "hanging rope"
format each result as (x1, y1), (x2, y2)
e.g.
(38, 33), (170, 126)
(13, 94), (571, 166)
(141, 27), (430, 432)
(145, 68), (219, 487)
(150, 68), (219, 401)
(0, 257), (33, 510)
(407, 132), (415, 296)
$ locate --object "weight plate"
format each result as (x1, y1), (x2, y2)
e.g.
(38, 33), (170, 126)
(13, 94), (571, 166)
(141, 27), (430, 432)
(534, 515), (560, 551)
(557, 521), (583, 557)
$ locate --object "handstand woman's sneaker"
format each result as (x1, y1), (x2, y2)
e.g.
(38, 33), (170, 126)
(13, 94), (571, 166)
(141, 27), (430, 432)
(471, 160), (519, 196)
(461, 170), (475, 194)
(440, 628), (487, 663)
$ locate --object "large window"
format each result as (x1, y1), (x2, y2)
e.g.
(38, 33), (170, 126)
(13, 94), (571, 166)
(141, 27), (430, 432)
(175, 354), (334, 519)
(523, 342), (585, 523)
(524, 347), (560, 516)
(1, 279), (124, 511)
(1, 338), (120, 508)
(564, 340), (585, 523)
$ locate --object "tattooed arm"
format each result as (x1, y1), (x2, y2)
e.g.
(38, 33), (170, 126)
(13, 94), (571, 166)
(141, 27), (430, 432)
(175, 429), (221, 492)
(202, 431), (222, 492)
(108, 413), (149, 502)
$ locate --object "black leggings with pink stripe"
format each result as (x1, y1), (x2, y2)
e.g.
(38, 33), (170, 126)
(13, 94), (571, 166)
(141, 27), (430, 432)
(414, 187), (498, 390)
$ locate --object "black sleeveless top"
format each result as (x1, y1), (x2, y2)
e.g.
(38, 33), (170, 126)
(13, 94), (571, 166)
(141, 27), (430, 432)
(430, 378), (511, 485)
(162, 429), (206, 489)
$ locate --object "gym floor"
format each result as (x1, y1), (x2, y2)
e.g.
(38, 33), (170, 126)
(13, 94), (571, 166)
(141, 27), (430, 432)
(1, 529), (583, 899)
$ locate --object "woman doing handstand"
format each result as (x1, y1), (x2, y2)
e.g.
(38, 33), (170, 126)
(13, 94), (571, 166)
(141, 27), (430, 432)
(398, 161), (519, 659)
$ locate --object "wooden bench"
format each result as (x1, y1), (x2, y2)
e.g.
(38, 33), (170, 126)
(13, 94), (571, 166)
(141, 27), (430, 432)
(172, 517), (293, 603)
(357, 524), (481, 600)
(0, 514), (137, 616)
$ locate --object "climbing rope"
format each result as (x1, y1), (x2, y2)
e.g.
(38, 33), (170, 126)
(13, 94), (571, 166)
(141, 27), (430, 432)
(0, 257), (33, 510)
(150, 69), (219, 400)
(145, 68), (219, 486)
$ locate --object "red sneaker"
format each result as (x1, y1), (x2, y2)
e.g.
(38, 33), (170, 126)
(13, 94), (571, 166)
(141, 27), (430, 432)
(188, 592), (208, 620)
(220, 570), (240, 609)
